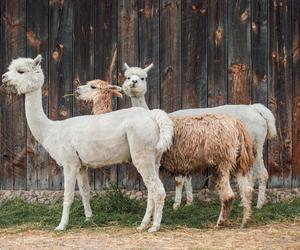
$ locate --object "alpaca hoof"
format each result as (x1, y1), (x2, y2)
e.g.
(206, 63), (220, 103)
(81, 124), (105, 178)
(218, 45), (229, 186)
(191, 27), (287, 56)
(85, 216), (92, 222)
(256, 203), (263, 209)
(148, 225), (159, 233)
(185, 201), (193, 207)
(240, 223), (248, 229)
(173, 203), (180, 210)
(137, 224), (147, 232)
(55, 224), (66, 231)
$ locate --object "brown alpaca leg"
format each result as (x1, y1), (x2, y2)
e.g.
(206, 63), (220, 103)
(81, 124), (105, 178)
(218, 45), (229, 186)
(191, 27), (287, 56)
(216, 169), (235, 227)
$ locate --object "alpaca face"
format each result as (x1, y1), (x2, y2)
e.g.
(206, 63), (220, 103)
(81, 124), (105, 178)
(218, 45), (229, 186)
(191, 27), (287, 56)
(75, 79), (122, 101)
(1, 55), (44, 94)
(122, 63), (153, 97)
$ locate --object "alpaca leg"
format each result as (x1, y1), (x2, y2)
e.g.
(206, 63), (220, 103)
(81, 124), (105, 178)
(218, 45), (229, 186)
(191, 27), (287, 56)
(149, 176), (166, 233)
(77, 167), (92, 221)
(237, 173), (253, 228)
(184, 175), (193, 206)
(216, 169), (235, 227)
(134, 160), (166, 233)
(256, 157), (268, 209)
(137, 193), (154, 231)
(55, 166), (78, 231)
(173, 175), (184, 210)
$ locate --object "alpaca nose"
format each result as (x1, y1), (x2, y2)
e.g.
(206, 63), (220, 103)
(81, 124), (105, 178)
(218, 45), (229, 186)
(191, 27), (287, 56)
(132, 80), (138, 84)
(1, 73), (8, 83)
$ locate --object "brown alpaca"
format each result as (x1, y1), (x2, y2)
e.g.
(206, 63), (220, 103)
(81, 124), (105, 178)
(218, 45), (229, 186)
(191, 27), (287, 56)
(162, 114), (253, 227)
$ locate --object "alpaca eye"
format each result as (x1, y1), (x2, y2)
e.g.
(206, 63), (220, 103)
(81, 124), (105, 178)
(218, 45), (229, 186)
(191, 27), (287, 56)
(127, 77), (130, 80)
(141, 78), (144, 81)
(91, 86), (96, 89)
(17, 70), (25, 74)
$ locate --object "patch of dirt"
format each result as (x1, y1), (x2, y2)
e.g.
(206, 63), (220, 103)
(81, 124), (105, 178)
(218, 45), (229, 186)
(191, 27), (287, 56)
(0, 221), (300, 250)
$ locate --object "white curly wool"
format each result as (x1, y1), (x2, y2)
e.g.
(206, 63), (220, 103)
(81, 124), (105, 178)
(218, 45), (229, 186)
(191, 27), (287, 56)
(1, 55), (174, 233)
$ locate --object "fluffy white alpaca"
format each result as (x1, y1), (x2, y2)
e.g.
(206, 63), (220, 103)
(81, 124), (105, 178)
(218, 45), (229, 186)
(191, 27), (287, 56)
(1, 55), (174, 233)
(122, 63), (277, 209)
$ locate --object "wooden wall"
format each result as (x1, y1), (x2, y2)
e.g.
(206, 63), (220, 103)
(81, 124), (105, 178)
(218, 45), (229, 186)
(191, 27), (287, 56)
(0, 0), (299, 190)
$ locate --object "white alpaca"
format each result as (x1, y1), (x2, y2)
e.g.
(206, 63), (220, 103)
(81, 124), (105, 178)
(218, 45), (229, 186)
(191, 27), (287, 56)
(122, 63), (277, 209)
(1, 55), (174, 233)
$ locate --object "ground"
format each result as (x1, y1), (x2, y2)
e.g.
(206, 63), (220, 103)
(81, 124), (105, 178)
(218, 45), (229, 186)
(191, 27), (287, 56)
(1, 220), (300, 250)
(1, 190), (300, 249)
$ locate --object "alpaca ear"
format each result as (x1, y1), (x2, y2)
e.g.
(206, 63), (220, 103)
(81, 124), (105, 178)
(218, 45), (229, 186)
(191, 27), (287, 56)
(33, 54), (42, 67)
(124, 62), (130, 71)
(144, 63), (154, 73)
(108, 85), (123, 98)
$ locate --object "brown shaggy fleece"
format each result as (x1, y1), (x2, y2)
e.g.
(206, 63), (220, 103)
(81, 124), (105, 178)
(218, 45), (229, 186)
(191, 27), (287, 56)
(161, 114), (253, 176)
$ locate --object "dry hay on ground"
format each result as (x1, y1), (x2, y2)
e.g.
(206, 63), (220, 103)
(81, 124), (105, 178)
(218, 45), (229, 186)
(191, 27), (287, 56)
(0, 219), (300, 250)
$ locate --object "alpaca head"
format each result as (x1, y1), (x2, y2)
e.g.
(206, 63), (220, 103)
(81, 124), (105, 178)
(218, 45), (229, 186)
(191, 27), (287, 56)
(75, 79), (123, 102)
(122, 63), (153, 97)
(75, 79), (122, 114)
(1, 55), (44, 94)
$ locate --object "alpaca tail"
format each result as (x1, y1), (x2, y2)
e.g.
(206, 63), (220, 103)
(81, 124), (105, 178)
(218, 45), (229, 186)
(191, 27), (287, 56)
(151, 109), (174, 153)
(250, 103), (277, 139)
(236, 120), (254, 176)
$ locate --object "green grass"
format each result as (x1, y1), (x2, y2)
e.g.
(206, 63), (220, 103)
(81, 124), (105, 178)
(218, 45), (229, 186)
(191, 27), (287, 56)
(0, 188), (300, 232)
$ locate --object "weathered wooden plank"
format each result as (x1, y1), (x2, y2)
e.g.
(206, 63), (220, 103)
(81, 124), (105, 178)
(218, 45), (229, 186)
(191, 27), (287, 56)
(0, 0), (27, 190)
(268, 0), (293, 188)
(181, 0), (207, 109)
(26, 0), (49, 190)
(117, 0), (140, 190)
(251, 0), (268, 106)
(228, 0), (251, 105)
(292, 0), (300, 187)
(48, 0), (74, 190)
(137, 0), (160, 190)
(94, 0), (118, 190)
(207, 0), (228, 107)
(73, 0), (95, 189)
(160, 0), (182, 113)
(160, 0), (182, 190)
(181, 0), (208, 190)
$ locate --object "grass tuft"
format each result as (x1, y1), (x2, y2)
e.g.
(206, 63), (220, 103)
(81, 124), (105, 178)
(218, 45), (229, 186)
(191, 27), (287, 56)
(1, 188), (300, 232)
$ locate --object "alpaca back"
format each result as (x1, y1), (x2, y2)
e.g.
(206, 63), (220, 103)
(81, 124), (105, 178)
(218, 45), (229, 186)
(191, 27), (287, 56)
(160, 114), (253, 176)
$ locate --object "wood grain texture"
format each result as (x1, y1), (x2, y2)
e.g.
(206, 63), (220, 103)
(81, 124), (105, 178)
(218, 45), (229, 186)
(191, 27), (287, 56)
(160, 0), (182, 113)
(0, 0), (27, 189)
(94, 0), (118, 190)
(228, 0), (251, 105)
(26, 0), (50, 190)
(268, 0), (293, 188)
(181, 0), (207, 109)
(117, 0), (140, 190)
(292, 0), (300, 187)
(251, 0), (268, 106)
(207, 0), (227, 107)
(48, 0), (74, 190)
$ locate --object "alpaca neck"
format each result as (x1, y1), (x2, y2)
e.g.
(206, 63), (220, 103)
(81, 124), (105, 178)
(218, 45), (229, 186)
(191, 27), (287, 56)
(131, 95), (149, 110)
(25, 88), (53, 143)
(92, 93), (113, 115)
